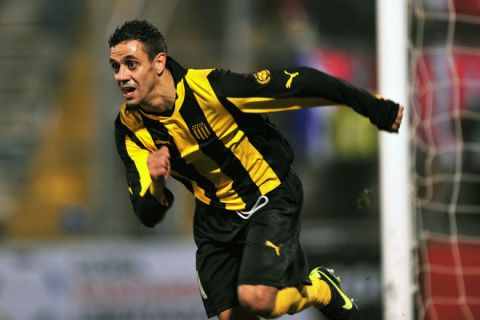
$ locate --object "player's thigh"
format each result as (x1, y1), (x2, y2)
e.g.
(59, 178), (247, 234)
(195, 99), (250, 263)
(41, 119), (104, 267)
(239, 169), (308, 288)
(196, 240), (244, 318)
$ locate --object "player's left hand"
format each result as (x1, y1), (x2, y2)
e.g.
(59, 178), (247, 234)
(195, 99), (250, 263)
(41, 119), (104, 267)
(390, 105), (404, 132)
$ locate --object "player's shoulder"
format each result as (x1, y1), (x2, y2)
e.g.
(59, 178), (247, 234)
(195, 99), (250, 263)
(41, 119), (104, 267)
(185, 66), (217, 80)
(115, 103), (143, 132)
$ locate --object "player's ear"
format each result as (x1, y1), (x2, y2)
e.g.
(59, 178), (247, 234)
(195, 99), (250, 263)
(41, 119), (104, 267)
(154, 52), (167, 75)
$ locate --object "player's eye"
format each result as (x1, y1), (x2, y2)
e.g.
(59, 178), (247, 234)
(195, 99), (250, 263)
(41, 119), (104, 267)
(127, 61), (137, 70)
(110, 62), (119, 74)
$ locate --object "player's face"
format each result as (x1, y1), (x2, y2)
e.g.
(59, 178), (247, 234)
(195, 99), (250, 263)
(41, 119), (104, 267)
(109, 40), (156, 107)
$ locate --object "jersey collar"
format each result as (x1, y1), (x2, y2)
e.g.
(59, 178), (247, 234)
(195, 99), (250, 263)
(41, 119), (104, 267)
(166, 56), (187, 86)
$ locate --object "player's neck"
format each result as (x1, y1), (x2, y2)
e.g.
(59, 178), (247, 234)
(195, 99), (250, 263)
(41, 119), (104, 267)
(141, 68), (176, 113)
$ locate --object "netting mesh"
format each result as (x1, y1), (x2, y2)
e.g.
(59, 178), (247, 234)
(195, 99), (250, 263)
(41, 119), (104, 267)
(409, 0), (480, 319)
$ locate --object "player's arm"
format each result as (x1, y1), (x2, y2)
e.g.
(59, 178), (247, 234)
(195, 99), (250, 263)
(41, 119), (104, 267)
(212, 67), (402, 132)
(114, 121), (174, 227)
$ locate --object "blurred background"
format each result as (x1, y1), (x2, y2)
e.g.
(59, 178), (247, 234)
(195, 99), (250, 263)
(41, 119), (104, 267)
(1, 0), (472, 319)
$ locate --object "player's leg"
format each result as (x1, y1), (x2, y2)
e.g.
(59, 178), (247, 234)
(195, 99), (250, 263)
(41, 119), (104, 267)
(237, 168), (321, 317)
(237, 169), (358, 319)
(236, 284), (277, 316)
(237, 270), (358, 319)
(237, 283), (324, 317)
(194, 200), (259, 319)
(238, 248), (358, 319)
(237, 247), (332, 318)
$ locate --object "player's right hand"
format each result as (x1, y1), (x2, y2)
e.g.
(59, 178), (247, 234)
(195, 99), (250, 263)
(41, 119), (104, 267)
(147, 146), (171, 184)
(390, 105), (404, 132)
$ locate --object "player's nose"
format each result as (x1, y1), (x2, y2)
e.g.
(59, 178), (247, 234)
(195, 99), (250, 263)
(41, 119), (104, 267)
(114, 65), (130, 82)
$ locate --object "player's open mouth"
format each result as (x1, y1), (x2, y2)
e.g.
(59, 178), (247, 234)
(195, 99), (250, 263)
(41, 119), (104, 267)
(121, 86), (137, 98)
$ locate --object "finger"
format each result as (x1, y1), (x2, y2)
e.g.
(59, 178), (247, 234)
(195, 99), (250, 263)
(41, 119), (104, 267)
(148, 147), (171, 180)
(397, 112), (403, 126)
(398, 106), (404, 120)
(152, 160), (171, 176)
(158, 145), (170, 157)
(148, 150), (169, 165)
(153, 161), (169, 171)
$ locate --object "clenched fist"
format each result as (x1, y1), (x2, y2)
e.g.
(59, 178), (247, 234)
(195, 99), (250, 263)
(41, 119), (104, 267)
(390, 105), (404, 132)
(147, 146), (171, 184)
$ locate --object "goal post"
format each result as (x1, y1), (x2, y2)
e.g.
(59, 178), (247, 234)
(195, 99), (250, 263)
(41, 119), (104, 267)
(409, 1), (480, 319)
(377, 0), (414, 319)
(380, 0), (480, 319)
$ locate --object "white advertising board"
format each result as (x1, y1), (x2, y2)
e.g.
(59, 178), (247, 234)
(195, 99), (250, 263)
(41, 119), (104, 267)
(0, 240), (316, 320)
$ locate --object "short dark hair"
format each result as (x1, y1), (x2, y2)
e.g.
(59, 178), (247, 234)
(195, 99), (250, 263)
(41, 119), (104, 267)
(108, 20), (168, 60)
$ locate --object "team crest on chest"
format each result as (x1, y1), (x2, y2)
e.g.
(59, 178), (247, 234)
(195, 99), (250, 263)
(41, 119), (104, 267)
(253, 69), (271, 85)
(191, 122), (211, 140)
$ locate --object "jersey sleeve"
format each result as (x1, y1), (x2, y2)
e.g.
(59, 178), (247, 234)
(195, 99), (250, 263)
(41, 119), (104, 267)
(211, 67), (400, 132)
(114, 116), (174, 227)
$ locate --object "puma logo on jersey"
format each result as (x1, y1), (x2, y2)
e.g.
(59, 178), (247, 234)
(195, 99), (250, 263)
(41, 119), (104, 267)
(265, 240), (282, 256)
(284, 70), (299, 89)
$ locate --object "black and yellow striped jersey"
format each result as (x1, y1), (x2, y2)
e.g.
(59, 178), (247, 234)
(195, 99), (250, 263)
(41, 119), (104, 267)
(114, 57), (399, 224)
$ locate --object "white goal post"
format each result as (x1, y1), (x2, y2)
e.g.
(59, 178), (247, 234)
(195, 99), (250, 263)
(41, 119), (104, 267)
(377, 0), (414, 320)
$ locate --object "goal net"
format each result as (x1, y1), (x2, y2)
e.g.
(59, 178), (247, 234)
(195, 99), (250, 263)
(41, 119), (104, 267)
(409, 0), (480, 319)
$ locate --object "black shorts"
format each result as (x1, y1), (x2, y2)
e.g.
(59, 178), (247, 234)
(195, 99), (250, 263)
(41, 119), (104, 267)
(193, 169), (309, 318)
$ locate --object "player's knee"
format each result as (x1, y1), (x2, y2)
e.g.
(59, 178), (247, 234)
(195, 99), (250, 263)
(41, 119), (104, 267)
(237, 285), (277, 317)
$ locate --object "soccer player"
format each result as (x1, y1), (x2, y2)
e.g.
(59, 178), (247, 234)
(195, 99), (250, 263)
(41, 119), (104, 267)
(109, 20), (403, 320)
